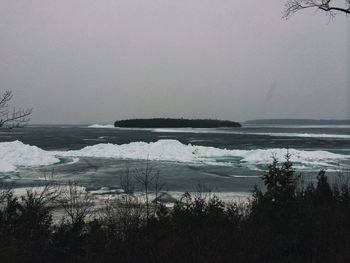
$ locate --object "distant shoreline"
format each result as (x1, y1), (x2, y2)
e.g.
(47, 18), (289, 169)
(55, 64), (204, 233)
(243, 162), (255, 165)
(114, 118), (241, 128)
(244, 119), (350, 125)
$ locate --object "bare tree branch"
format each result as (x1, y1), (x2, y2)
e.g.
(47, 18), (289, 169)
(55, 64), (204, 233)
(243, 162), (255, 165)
(283, 0), (350, 18)
(0, 90), (33, 129)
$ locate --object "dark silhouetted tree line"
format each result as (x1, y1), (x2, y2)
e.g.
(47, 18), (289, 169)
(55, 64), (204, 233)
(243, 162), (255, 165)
(114, 118), (241, 128)
(0, 158), (350, 263)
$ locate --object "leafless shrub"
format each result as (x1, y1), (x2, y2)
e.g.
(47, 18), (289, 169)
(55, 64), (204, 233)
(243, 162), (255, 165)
(134, 160), (164, 220)
(194, 183), (213, 200)
(120, 167), (135, 195)
(57, 182), (94, 225)
(101, 194), (147, 239)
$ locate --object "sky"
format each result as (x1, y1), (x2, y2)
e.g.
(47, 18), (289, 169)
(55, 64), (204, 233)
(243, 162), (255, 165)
(0, 0), (349, 124)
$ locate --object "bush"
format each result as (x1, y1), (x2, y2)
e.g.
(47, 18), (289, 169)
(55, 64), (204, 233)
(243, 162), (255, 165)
(0, 158), (350, 262)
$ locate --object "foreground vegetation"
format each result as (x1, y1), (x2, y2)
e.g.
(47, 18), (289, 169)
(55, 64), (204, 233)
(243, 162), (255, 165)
(0, 157), (349, 263)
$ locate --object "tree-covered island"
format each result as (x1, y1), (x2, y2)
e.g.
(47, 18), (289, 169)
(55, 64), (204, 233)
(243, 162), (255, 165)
(114, 118), (241, 128)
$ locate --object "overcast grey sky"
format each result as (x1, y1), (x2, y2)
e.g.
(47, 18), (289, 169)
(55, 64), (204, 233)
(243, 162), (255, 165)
(1, 0), (349, 124)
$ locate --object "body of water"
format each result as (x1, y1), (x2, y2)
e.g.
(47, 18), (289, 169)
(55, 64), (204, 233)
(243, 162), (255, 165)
(1, 124), (349, 196)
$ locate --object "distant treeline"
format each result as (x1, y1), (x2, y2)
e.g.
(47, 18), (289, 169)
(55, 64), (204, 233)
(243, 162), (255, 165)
(114, 118), (241, 128)
(1, 157), (350, 263)
(245, 118), (350, 125)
